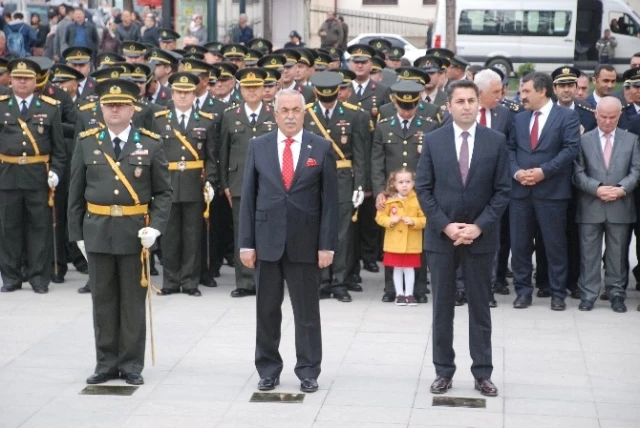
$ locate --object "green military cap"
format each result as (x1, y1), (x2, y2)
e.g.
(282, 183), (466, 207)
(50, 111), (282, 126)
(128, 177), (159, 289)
(126, 64), (152, 83)
(95, 52), (125, 69)
(245, 48), (263, 67)
(388, 46), (405, 60)
(368, 38), (392, 53)
(413, 55), (445, 73)
(395, 67), (430, 85)
(425, 48), (455, 61)
(310, 71), (341, 100)
(0, 58), (9, 75)
(147, 48), (179, 66)
(214, 62), (238, 81)
(184, 44), (208, 58)
(51, 63), (84, 83)
(236, 67), (267, 87)
(208, 66), (220, 85)
(204, 41), (223, 53)
(62, 46), (92, 64)
(623, 67), (640, 87)
(295, 47), (315, 67)
(264, 68), (281, 87)
(181, 58), (211, 75)
(450, 55), (469, 69)
(257, 54), (286, 70)
(158, 28), (181, 42)
(122, 41), (147, 58)
(28, 56), (53, 87)
(91, 66), (125, 83)
(326, 47), (343, 62)
(9, 58), (41, 78)
(169, 71), (199, 91)
(273, 48), (301, 67)
(247, 38), (273, 54)
(336, 69), (356, 88)
(221, 44), (248, 60)
(551, 66), (581, 84)
(183, 52), (205, 61)
(391, 80), (424, 108)
(172, 49), (187, 57)
(95, 78), (139, 104)
(314, 51), (332, 71)
(347, 44), (376, 62)
(371, 56), (385, 73)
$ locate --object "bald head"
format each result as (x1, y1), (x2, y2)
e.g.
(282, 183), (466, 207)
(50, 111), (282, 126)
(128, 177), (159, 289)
(595, 96), (622, 134)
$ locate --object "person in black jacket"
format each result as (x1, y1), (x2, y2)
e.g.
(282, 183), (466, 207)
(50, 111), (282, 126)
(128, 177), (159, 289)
(64, 9), (99, 57)
(140, 14), (159, 47)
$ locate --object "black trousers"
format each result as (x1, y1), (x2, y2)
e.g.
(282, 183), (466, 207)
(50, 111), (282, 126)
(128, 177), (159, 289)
(320, 200), (354, 292)
(163, 202), (204, 291)
(255, 252), (322, 381)
(232, 196), (256, 290)
(0, 189), (52, 287)
(356, 196), (380, 264)
(428, 249), (493, 380)
(89, 252), (147, 375)
(201, 192), (234, 279)
(495, 210), (511, 286)
(52, 183), (69, 275)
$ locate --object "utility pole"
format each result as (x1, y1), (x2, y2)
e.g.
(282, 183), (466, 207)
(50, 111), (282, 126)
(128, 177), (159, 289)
(239, 0), (246, 14)
(445, 0), (456, 52)
(208, 0), (218, 41)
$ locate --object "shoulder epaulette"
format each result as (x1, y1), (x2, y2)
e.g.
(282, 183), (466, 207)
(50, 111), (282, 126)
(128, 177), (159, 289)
(342, 102), (359, 111)
(40, 95), (59, 106)
(0, 95), (9, 102)
(198, 111), (214, 120)
(378, 117), (391, 124)
(576, 103), (595, 113)
(134, 105), (142, 112)
(79, 102), (96, 111)
(139, 128), (160, 140)
(305, 102), (314, 109)
(79, 127), (101, 139)
(154, 109), (170, 118)
(417, 116), (433, 123)
(224, 105), (236, 112)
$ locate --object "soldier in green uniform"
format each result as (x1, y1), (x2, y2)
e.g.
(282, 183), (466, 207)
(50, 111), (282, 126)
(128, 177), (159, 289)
(372, 81), (438, 303)
(245, 49), (263, 68)
(158, 28), (181, 51)
(304, 71), (368, 303)
(147, 48), (178, 89)
(63, 47), (97, 102)
(378, 67), (442, 125)
(0, 59), (66, 294)
(247, 38), (273, 55)
(221, 44), (248, 71)
(153, 72), (217, 296)
(273, 49), (315, 103)
(212, 62), (243, 105)
(326, 47), (343, 70)
(68, 78), (172, 386)
(122, 41), (148, 64)
(95, 53), (126, 70)
(336, 69), (356, 102)
(413, 55), (448, 108)
(314, 51), (332, 72)
(262, 68), (281, 106)
(294, 47), (316, 86)
(219, 68), (276, 297)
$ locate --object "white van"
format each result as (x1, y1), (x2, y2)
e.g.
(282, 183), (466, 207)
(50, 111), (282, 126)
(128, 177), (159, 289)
(433, 0), (640, 76)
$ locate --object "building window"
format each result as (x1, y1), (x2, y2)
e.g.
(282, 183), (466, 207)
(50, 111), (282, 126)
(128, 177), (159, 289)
(363, 0), (398, 5)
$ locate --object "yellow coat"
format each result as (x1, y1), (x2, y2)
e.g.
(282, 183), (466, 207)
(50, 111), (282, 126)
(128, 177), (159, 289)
(375, 190), (426, 254)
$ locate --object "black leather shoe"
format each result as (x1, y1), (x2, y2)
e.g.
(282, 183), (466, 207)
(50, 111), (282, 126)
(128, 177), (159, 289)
(430, 376), (452, 394)
(51, 273), (65, 284)
(258, 377), (279, 391)
(415, 293), (428, 304)
(475, 378), (498, 397)
(600, 293), (610, 301)
(351, 274), (362, 284)
(75, 263), (89, 274)
(611, 296), (627, 313)
(78, 283), (90, 294)
(425, 286), (430, 294)
(201, 278), (217, 287)
(489, 294), (497, 308)
(347, 283), (363, 292)
(513, 295), (532, 309)
(536, 288), (551, 298)
(506, 268), (513, 278)
(382, 291), (396, 302)
(150, 267), (159, 276)
(225, 257), (235, 267)
(160, 288), (178, 295)
(1, 284), (22, 292)
(211, 268), (221, 278)
(319, 289), (332, 299)
(121, 373), (144, 385)
(494, 282), (510, 295)
(184, 289), (202, 297)
(86, 372), (118, 384)
(569, 289), (581, 299)
(454, 291), (466, 306)
(33, 286), (49, 294)
(579, 300), (594, 311)
(550, 297), (566, 311)
(333, 290), (352, 302)
(230, 288), (256, 297)
(300, 378), (318, 393)
(363, 262), (379, 273)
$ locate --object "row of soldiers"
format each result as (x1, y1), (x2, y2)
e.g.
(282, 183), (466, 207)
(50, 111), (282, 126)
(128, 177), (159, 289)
(1, 30), (639, 306)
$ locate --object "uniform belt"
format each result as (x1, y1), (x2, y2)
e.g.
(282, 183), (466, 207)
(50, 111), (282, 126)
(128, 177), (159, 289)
(87, 203), (149, 217)
(336, 159), (352, 169)
(168, 160), (204, 171)
(0, 153), (50, 165)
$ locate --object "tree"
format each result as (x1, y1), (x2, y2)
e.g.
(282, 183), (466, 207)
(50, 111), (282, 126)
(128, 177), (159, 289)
(445, 0), (456, 52)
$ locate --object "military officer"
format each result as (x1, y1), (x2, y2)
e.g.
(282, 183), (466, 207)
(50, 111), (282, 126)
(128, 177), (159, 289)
(245, 49), (263, 68)
(63, 47), (96, 102)
(0, 58), (10, 89)
(122, 41), (148, 64)
(147, 48), (179, 88)
(263, 68), (281, 105)
(369, 55), (386, 84)
(221, 44), (248, 71)
(552, 66), (597, 133)
(67, 78), (172, 386)
(372, 81), (437, 303)
(146, 74), (172, 106)
(0, 59), (66, 294)
(95, 52), (126, 70)
(212, 62), (243, 105)
(305, 71), (368, 303)
(378, 67), (442, 125)
(247, 38), (273, 55)
(414, 55), (448, 108)
(203, 42), (224, 65)
(295, 47), (316, 86)
(274, 49), (315, 103)
(347, 43), (392, 275)
(620, 68), (640, 130)
(336, 69), (356, 102)
(158, 28), (180, 51)
(219, 68), (276, 298)
(153, 72), (217, 296)
(425, 48), (454, 90)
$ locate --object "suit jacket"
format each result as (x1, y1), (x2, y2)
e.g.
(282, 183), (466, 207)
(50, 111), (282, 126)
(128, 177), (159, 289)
(507, 103), (581, 200)
(620, 103), (640, 130)
(573, 128), (640, 224)
(443, 104), (511, 137)
(629, 115), (640, 137)
(586, 93), (597, 108)
(415, 123), (511, 254)
(238, 130), (338, 263)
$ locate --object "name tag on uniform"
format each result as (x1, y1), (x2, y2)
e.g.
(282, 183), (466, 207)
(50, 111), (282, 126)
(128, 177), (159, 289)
(131, 150), (149, 156)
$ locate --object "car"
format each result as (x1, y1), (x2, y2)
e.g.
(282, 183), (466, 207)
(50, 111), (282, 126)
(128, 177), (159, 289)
(346, 33), (427, 64)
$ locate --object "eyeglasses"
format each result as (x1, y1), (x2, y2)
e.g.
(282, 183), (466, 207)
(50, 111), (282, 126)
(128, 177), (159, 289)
(277, 107), (303, 115)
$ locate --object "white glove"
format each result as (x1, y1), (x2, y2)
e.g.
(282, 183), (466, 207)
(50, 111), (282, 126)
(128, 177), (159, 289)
(138, 227), (161, 249)
(352, 189), (365, 208)
(77, 240), (87, 261)
(47, 171), (59, 189)
(204, 181), (215, 204)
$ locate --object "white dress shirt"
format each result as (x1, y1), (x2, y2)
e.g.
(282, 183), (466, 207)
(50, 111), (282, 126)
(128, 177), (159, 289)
(319, 101), (337, 120)
(277, 129), (302, 171)
(452, 121), (476, 169)
(108, 125), (132, 148)
(78, 78), (87, 96)
(397, 114), (414, 129)
(477, 107), (492, 128)
(244, 103), (263, 123)
(598, 128), (616, 152)
(529, 99), (554, 134)
(14, 94), (34, 110)
(175, 108), (192, 128)
(194, 93), (208, 110)
(423, 88), (439, 103)
(352, 79), (370, 94)
(592, 92), (602, 106)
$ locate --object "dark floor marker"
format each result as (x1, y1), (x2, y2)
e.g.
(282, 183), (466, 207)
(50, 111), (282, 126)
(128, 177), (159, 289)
(432, 396), (486, 408)
(250, 392), (305, 403)
(80, 385), (139, 396)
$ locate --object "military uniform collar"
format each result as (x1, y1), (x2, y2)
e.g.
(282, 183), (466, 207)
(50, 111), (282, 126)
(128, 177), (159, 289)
(244, 102), (263, 120)
(396, 114), (414, 127)
(108, 125), (132, 144)
(14, 93), (34, 108)
(352, 78), (370, 91)
(195, 92), (208, 109)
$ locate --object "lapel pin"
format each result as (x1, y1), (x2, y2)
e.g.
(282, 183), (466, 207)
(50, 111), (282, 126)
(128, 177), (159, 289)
(307, 145), (311, 149)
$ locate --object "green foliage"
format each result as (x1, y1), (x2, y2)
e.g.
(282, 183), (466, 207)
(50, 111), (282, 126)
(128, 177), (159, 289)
(517, 62), (536, 77)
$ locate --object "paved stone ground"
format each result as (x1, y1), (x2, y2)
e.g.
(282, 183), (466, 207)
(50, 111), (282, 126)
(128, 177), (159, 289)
(1, 264), (640, 428)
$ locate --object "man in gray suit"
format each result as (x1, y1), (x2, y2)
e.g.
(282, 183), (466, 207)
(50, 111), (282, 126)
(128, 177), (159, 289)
(573, 96), (640, 313)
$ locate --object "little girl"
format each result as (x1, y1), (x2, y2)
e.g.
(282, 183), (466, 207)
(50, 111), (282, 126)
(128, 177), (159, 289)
(375, 169), (426, 306)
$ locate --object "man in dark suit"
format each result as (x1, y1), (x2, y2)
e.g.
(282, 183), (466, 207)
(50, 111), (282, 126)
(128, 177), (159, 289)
(416, 80), (510, 397)
(586, 64), (617, 107)
(238, 88), (338, 393)
(508, 72), (581, 311)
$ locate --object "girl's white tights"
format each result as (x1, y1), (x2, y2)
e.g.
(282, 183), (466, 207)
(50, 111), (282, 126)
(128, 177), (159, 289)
(393, 267), (415, 296)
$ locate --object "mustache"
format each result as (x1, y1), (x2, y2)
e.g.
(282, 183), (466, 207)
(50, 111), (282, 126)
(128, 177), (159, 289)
(284, 118), (297, 125)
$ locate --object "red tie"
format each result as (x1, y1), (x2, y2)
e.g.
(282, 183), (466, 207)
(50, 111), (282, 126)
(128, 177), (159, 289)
(479, 107), (487, 126)
(530, 111), (541, 150)
(282, 138), (295, 190)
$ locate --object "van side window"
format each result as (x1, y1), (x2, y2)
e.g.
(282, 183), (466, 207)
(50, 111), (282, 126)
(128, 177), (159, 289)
(609, 12), (640, 37)
(458, 9), (571, 37)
